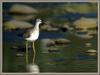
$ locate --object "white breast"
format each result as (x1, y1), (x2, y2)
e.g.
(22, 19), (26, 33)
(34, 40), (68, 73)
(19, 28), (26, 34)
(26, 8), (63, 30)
(25, 31), (39, 41)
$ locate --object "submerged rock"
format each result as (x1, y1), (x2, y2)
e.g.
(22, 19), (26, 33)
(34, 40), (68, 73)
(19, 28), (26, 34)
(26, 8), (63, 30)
(74, 17), (97, 30)
(62, 3), (97, 14)
(12, 15), (35, 21)
(87, 49), (97, 53)
(55, 38), (71, 45)
(10, 4), (38, 14)
(46, 40), (55, 47)
(41, 24), (58, 31)
(88, 53), (97, 56)
(46, 38), (71, 47)
(75, 33), (94, 39)
(47, 48), (60, 53)
(4, 20), (33, 30)
(86, 49), (97, 56)
(74, 17), (97, 39)
(9, 4), (38, 20)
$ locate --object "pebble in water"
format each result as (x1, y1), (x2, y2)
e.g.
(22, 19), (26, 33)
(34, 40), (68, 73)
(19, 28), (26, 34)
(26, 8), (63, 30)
(85, 43), (92, 47)
(16, 53), (24, 57)
(86, 49), (97, 56)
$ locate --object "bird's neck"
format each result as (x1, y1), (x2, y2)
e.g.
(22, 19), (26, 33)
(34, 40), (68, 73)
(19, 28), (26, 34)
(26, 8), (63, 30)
(34, 22), (40, 30)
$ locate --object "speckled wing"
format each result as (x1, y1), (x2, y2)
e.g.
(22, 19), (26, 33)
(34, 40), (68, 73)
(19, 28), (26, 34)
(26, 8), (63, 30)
(23, 31), (30, 38)
(23, 28), (34, 38)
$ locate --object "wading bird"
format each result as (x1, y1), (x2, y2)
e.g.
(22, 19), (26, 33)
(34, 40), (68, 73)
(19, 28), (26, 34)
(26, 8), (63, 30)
(24, 19), (42, 65)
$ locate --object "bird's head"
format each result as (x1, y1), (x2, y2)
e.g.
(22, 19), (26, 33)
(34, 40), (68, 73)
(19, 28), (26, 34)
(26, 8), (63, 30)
(36, 19), (42, 24)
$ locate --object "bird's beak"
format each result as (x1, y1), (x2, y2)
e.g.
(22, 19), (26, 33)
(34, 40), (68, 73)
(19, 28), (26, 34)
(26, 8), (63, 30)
(40, 21), (46, 25)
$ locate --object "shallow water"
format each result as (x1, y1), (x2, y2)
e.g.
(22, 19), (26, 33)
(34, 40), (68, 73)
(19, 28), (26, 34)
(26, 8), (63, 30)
(3, 30), (97, 72)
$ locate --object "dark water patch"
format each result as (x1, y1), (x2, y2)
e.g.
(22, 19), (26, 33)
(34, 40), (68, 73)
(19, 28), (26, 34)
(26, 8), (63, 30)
(50, 58), (65, 62)
(76, 52), (97, 61)
(3, 31), (65, 42)
(3, 15), (12, 21)
(81, 13), (97, 18)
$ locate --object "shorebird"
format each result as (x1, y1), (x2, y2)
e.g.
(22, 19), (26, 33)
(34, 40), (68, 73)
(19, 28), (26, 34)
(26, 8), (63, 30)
(24, 19), (42, 65)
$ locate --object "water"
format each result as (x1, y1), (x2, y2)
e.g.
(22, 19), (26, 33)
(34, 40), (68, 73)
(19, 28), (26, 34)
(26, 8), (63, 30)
(3, 26), (97, 72)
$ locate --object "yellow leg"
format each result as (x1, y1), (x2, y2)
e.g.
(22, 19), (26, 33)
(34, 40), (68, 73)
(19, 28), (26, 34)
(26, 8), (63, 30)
(26, 41), (28, 65)
(32, 41), (36, 64)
